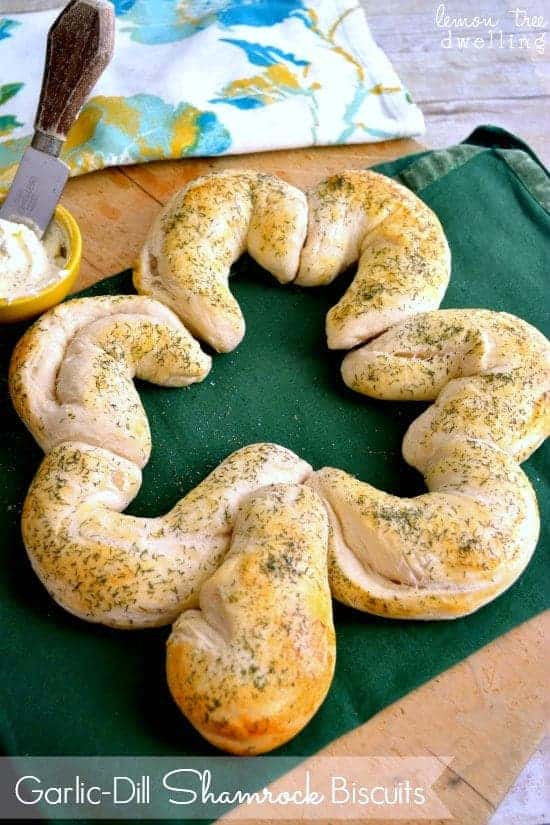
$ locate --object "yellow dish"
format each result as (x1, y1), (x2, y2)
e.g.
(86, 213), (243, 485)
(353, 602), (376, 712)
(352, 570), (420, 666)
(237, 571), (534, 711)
(0, 202), (82, 324)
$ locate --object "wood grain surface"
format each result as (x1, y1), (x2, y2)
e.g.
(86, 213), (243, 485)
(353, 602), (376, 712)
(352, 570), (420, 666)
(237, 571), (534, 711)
(59, 136), (549, 824)
(366, 0), (549, 161)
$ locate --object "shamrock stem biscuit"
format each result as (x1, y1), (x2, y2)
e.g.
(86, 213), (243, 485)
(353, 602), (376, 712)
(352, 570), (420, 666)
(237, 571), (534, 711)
(167, 483), (335, 755)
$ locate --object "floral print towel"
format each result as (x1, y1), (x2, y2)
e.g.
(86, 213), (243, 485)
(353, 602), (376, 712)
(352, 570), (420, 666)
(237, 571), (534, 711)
(0, 0), (424, 188)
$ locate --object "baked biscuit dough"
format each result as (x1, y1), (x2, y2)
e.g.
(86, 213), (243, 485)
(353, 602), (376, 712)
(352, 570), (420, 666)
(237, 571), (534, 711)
(167, 483), (335, 754)
(296, 170), (451, 349)
(314, 309), (550, 618)
(309, 438), (539, 619)
(9, 295), (211, 468)
(22, 443), (312, 628)
(134, 171), (308, 353)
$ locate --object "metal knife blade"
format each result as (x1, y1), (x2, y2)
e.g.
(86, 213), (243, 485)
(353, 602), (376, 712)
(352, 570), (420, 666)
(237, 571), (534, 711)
(0, 147), (69, 238)
(0, 0), (114, 238)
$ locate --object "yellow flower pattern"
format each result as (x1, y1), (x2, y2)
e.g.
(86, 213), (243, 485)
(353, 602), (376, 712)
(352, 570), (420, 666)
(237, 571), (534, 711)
(0, 2), (422, 189)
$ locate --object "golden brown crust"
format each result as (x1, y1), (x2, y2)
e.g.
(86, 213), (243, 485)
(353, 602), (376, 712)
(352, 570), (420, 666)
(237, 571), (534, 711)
(134, 171), (308, 353)
(341, 309), (550, 470)
(295, 170), (451, 349)
(134, 169), (450, 353)
(322, 308), (550, 619)
(309, 439), (539, 620)
(166, 483), (335, 754)
(9, 166), (548, 760)
(22, 442), (312, 629)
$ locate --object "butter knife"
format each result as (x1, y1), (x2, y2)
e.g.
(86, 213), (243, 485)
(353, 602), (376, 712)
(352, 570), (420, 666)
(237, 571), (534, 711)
(0, 0), (115, 237)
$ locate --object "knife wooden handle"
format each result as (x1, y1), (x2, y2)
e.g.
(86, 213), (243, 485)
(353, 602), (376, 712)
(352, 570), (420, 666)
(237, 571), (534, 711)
(34, 0), (114, 144)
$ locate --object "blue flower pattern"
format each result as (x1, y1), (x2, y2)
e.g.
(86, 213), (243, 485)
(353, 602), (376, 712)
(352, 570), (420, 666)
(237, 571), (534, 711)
(0, 2), (421, 188)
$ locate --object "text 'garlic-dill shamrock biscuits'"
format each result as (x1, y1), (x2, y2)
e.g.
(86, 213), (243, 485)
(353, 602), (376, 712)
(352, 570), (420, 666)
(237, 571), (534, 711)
(166, 483), (335, 755)
(9, 295), (211, 468)
(22, 443), (312, 629)
(296, 170), (451, 349)
(134, 171), (308, 353)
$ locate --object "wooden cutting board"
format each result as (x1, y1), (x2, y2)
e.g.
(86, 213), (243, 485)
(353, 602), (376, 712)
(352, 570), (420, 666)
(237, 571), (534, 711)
(59, 139), (548, 825)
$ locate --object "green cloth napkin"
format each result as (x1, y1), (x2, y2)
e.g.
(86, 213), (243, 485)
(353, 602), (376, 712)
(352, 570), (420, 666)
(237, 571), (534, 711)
(0, 129), (548, 789)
